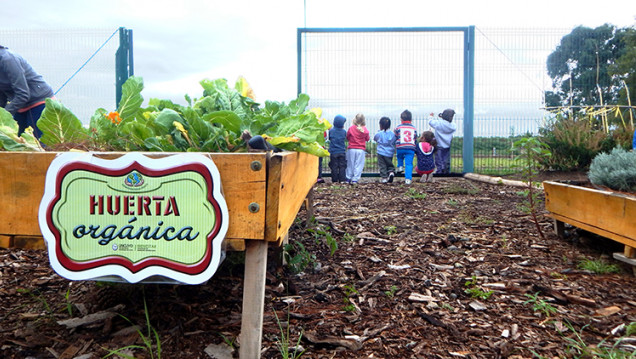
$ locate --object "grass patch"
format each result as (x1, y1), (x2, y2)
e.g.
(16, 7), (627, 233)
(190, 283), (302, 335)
(577, 258), (621, 274)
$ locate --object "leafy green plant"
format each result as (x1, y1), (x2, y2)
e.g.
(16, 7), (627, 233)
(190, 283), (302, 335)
(219, 333), (236, 349)
(0, 111), (42, 151)
(342, 233), (356, 243)
(307, 226), (337, 256)
(524, 292), (558, 317)
(2, 76), (331, 157)
(17, 288), (53, 316)
(465, 287), (494, 300)
(64, 287), (73, 316)
(103, 295), (161, 359)
(384, 225), (397, 236)
(273, 309), (305, 359)
(446, 199), (459, 207)
(283, 241), (316, 274)
(384, 285), (398, 298)
(405, 188), (427, 199)
(558, 321), (636, 359)
(577, 258), (621, 274)
(537, 113), (610, 171)
(443, 183), (480, 195)
(342, 284), (359, 312)
(512, 136), (551, 241)
(588, 147), (636, 193)
(464, 276), (494, 300)
(549, 271), (568, 280)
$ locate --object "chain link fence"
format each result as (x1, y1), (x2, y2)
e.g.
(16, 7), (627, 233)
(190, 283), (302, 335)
(1, 28), (120, 124)
(299, 27), (571, 176)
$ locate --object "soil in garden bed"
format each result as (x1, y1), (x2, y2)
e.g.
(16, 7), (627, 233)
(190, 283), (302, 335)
(1, 176), (635, 358)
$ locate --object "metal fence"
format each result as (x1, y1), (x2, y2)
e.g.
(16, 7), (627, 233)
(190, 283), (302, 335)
(1, 28), (120, 124)
(298, 26), (571, 176)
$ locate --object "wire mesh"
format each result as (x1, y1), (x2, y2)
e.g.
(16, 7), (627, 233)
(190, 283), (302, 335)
(300, 27), (572, 176)
(1, 28), (120, 124)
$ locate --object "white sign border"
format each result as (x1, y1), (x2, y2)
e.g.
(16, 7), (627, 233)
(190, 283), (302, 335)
(38, 152), (229, 285)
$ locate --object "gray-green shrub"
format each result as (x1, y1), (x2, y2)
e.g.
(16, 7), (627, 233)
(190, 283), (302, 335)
(588, 147), (636, 192)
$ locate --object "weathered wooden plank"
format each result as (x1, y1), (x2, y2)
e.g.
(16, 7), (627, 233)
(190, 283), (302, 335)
(547, 213), (636, 249)
(265, 152), (318, 244)
(0, 235), (12, 248)
(544, 181), (636, 245)
(0, 152), (267, 241)
(239, 239), (269, 358)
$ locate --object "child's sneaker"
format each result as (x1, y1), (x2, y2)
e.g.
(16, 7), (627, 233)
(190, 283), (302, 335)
(381, 178), (388, 183)
(350, 181), (358, 186)
(419, 175), (427, 183)
(405, 179), (412, 185)
(397, 166), (404, 174)
(387, 172), (394, 183)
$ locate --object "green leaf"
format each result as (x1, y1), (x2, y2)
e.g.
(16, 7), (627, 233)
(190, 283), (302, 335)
(183, 108), (211, 145)
(277, 141), (329, 157)
(204, 111), (242, 135)
(117, 76), (144, 120)
(38, 99), (88, 146)
(0, 109), (43, 151)
(143, 136), (179, 152)
(153, 109), (184, 134)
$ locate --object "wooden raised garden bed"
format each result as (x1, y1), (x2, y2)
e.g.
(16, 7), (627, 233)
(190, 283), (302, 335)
(0, 150), (318, 358)
(543, 181), (636, 271)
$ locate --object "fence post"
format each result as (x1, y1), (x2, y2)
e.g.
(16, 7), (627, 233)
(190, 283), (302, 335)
(115, 27), (134, 108)
(463, 25), (475, 173)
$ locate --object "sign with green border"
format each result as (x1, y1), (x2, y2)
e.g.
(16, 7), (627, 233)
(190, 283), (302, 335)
(39, 152), (228, 284)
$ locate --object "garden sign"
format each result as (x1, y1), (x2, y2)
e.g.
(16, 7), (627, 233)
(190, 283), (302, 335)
(39, 152), (229, 285)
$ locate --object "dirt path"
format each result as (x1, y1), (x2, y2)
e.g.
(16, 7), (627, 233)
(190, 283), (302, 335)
(1, 176), (634, 358)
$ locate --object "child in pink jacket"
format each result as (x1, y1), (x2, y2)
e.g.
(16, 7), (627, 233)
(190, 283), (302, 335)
(345, 113), (370, 184)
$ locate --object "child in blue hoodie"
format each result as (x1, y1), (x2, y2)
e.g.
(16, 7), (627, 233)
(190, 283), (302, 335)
(374, 116), (396, 183)
(328, 115), (348, 183)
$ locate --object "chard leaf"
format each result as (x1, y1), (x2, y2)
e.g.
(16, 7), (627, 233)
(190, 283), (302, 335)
(0, 108), (42, 151)
(154, 109), (184, 134)
(183, 108), (211, 145)
(117, 76), (144, 120)
(39, 99), (88, 146)
(121, 121), (155, 149)
(144, 136), (179, 152)
(204, 111), (242, 135)
(235, 76), (255, 99)
(275, 140), (329, 157)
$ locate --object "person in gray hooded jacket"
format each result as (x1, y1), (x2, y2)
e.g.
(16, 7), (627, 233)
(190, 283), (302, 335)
(0, 45), (54, 139)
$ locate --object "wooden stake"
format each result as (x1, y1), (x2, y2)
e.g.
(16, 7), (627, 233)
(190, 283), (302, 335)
(239, 240), (269, 358)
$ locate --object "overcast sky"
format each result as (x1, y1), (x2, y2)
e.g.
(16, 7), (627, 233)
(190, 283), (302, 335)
(3, 0), (635, 105)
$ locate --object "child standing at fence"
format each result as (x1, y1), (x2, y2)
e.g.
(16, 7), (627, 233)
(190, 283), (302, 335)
(395, 109), (418, 185)
(346, 113), (370, 185)
(415, 131), (437, 182)
(428, 109), (456, 174)
(328, 115), (347, 183)
(374, 117), (397, 183)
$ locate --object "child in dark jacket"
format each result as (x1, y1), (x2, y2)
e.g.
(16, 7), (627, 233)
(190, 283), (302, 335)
(415, 131), (437, 182)
(328, 115), (347, 183)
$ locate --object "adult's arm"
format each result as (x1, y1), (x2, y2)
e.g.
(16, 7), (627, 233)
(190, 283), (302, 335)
(0, 54), (30, 115)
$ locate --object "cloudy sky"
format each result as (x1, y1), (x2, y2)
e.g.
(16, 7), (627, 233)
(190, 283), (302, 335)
(3, 0), (635, 106)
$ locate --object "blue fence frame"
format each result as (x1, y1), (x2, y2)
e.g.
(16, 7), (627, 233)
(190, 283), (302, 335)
(297, 26), (475, 173)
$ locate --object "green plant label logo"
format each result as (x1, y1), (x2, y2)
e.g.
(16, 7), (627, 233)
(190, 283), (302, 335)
(39, 153), (229, 284)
